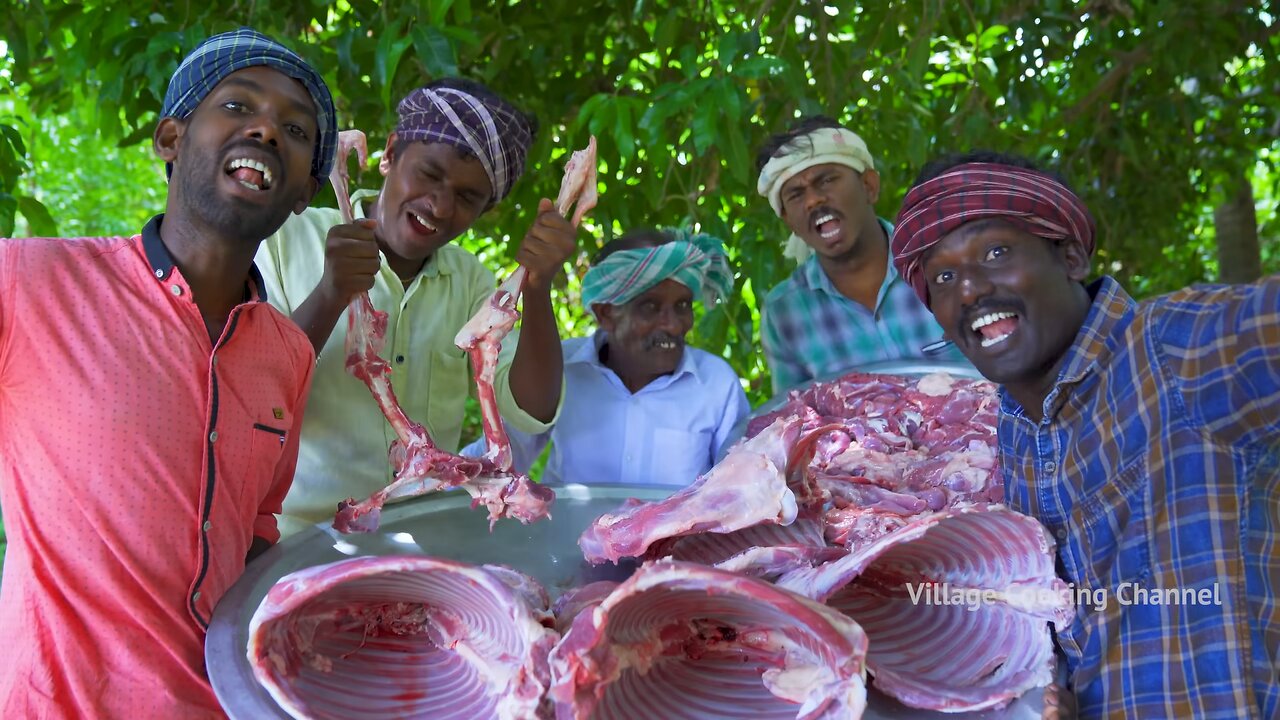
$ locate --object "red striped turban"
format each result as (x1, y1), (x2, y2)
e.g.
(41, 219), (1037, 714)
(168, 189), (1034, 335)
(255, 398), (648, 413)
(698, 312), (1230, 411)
(890, 163), (1095, 306)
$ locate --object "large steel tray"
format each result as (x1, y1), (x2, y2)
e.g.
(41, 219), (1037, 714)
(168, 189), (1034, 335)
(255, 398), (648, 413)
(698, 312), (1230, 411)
(207, 484), (1044, 719)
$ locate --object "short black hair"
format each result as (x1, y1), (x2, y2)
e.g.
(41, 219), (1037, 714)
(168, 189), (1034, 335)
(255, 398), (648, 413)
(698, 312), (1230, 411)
(392, 77), (539, 159)
(755, 115), (845, 173)
(592, 228), (673, 265)
(912, 150), (1074, 193)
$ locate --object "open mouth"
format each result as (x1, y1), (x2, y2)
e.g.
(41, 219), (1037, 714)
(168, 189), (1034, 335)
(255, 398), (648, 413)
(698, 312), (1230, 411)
(407, 210), (439, 236)
(970, 311), (1019, 349)
(812, 213), (842, 240)
(651, 337), (681, 351)
(225, 157), (274, 191)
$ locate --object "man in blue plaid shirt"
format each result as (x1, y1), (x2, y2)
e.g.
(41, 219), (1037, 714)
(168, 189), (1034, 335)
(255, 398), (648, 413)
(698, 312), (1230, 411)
(892, 150), (1279, 718)
(754, 116), (965, 396)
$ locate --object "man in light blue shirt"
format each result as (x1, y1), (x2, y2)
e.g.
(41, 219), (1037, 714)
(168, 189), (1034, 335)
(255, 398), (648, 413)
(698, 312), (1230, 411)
(464, 228), (749, 487)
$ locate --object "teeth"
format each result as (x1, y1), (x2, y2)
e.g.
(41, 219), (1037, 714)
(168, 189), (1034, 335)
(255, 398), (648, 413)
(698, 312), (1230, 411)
(410, 212), (438, 232)
(981, 332), (1012, 348)
(227, 158), (273, 188)
(655, 340), (676, 349)
(970, 311), (1017, 332)
(238, 180), (261, 191)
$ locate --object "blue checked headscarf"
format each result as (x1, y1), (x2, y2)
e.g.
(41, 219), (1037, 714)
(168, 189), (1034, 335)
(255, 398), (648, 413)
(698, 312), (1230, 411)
(160, 27), (337, 182)
(581, 229), (734, 318)
(394, 84), (535, 206)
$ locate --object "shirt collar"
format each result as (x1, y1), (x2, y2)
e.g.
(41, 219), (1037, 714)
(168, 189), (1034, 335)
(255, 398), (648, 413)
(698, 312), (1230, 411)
(799, 217), (898, 303)
(141, 213), (269, 303)
(572, 330), (702, 383)
(351, 188), (451, 279)
(999, 276), (1134, 421)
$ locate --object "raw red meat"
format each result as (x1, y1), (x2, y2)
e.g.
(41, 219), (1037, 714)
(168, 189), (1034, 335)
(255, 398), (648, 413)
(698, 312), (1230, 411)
(578, 416), (806, 564)
(776, 504), (1073, 712)
(329, 136), (599, 532)
(247, 556), (559, 720)
(547, 561), (868, 719)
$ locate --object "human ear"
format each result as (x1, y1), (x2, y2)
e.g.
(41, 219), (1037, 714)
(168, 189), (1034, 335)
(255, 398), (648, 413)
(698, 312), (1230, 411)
(861, 169), (881, 204)
(153, 117), (185, 163)
(594, 304), (615, 332)
(1061, 239), (1092, 282)
(379, 133), (398, 176)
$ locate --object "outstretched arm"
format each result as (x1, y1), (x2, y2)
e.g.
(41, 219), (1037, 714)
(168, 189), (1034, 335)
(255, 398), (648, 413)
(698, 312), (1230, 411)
(509, 199), (576, 422)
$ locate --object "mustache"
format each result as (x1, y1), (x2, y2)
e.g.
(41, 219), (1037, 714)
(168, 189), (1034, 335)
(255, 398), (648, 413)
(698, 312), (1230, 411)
(808, 206), (840, 227)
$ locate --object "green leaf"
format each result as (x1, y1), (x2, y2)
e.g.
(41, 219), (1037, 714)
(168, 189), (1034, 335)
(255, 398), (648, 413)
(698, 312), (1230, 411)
(116, 122), (154, 148)
(429, 0), (454, 26)
(654, 8), (681, 61)
(575, 93), (610, 133)
(977, 24), (1009, 51)
(412, 25), (459, 78)
(718, 31), (741, 66)
(16, 195), (57, 236)
(614, 99), (635, 163)
(453, 0), (472, 24)
(736, 56), (787, 79)
(0, 193), (16, 238)
(374, 18), (407, 108)
(692, 101), (717, 155)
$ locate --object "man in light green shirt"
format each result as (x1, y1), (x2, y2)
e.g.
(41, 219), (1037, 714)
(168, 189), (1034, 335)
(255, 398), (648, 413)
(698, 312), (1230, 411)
(256, 79), (575, 537)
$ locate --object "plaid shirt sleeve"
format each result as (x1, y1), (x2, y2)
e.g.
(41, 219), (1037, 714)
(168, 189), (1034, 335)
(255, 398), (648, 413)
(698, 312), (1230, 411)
(1157, 275), (1280, 447)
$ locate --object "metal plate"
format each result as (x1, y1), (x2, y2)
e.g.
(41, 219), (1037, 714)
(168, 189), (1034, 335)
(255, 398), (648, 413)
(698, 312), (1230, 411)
(718, 358), (986, 460)
(208, 483), (1043, 719)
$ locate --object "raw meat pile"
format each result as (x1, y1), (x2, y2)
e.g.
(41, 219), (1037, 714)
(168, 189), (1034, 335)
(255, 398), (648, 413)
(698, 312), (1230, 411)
(575, 372), (1073, 714)
(248, 371), (1072, 717)
(329, 134), (598, 533)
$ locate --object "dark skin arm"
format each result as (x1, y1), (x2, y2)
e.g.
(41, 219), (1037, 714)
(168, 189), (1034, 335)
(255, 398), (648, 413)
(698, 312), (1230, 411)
(246, 536), (272, 564)
(508, 199), (577, 422)
(291, 218), (382, 353)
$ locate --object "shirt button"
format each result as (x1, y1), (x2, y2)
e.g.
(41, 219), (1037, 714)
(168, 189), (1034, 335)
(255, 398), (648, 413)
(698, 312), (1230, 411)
(1045, 461), (1057, 473)
(203, 520), (212, 532)
(396, 355), (405, 364)
(154, 269), (164, 278)
(170, 284), (183, 296)
(209, 431), (218, 443)
(1056, 528), (1068, 541)
(192, 591), (202, 601)
(212, 355), (219, 366)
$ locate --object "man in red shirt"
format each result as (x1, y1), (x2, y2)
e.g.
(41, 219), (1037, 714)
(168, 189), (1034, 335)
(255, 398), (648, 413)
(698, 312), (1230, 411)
(0, 28), (336, 718)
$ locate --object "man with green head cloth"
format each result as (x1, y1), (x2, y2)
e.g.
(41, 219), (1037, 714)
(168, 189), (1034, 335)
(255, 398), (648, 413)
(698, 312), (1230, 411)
(464, 227), (749, 487)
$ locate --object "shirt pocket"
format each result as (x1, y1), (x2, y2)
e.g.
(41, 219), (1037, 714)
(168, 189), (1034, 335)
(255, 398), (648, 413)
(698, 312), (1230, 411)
(652, 427), (714, 487)
(1063, 461), (1153, 676)
(1071, 461), (1153, 591)
(429, 348), (470, 439)
(242, 418), (289, 509)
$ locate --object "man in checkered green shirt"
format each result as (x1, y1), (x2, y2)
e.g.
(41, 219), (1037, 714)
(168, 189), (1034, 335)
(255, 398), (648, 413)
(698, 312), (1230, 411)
(755, 116), (965, 396)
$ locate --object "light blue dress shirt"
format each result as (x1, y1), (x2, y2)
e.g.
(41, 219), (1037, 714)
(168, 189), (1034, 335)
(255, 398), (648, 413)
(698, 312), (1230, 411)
(462, 331), (750, 488)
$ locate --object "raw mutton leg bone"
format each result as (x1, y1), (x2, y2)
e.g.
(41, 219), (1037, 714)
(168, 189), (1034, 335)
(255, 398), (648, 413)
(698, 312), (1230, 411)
(453, 137), (598, 471)
(327, 131), (560, 533)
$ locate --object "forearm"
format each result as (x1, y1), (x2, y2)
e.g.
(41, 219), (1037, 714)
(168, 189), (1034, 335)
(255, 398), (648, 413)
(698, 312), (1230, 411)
(508, 288), (563, 422)
(291, 285), (348, 354)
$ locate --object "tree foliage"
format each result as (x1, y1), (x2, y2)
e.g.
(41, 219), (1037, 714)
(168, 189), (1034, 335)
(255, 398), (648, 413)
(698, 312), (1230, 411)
(2, 0), (1278, 404)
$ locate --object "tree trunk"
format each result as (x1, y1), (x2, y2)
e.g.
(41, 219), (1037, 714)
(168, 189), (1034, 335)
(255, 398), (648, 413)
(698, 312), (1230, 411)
(1213, 169), (1261, 284)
